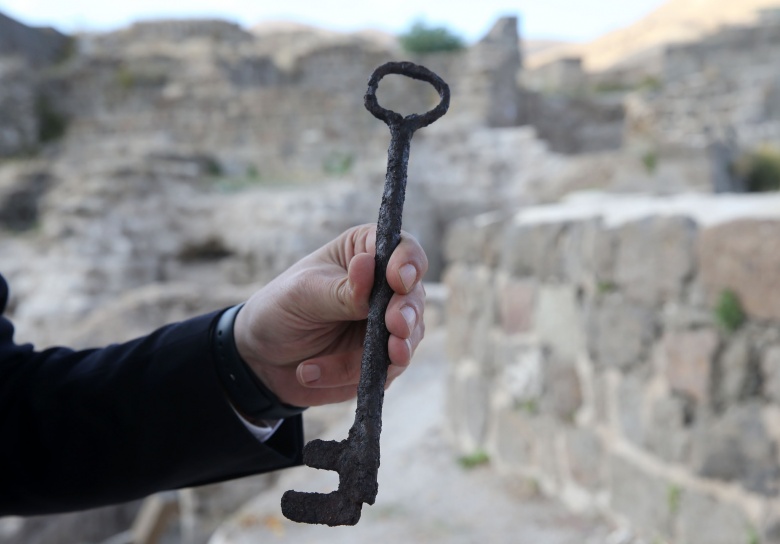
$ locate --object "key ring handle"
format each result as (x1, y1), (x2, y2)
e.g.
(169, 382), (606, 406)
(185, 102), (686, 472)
(364, 61), (450, 132)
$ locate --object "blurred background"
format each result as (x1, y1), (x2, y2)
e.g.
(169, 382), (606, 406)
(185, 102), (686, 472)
(2, 0), (780, 542)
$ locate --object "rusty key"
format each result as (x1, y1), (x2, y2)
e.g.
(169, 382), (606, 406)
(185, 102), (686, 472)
(280, 61), (450, 526)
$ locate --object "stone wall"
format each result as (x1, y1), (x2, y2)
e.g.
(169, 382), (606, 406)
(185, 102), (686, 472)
(29, 16), (520, 181)
(628, 18), (780, 149)
(0, 11), (70, 66)
(0, 59), (38, 156)
(444, 192), (780, 544)
(522, 57), (585, 94)
(0, 11), (71, 157)
(520, 90), (625, 155)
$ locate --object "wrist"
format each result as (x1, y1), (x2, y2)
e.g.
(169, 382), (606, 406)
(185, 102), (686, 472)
(212, 304), (307, 420)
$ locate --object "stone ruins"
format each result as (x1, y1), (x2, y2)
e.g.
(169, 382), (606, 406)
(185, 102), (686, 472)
(1, 6), (780, 544)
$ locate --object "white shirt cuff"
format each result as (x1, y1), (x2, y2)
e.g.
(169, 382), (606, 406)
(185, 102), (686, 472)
(230, 405), (284, 442)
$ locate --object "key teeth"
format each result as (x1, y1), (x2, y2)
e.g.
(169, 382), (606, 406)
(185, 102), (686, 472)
(281, 490), (362, 526)
(302, 439), (346, 471)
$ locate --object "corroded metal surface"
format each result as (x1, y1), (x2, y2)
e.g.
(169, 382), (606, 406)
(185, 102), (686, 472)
(281, 61), (450, 526)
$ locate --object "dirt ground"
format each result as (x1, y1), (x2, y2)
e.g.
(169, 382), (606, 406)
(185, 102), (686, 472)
(209, 329), (644, 544)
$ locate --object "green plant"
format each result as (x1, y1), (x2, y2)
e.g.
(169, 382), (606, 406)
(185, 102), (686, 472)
(116, 66), (135, 90)
(457, 450), (490, 469)
(246, 164), (260, 180)
(747, 526), (760, 544)
(714, 289), (746, 333)
(54, 36), (77, 66)
(204, 157), (223, 177)
(734, 145), (780, 192)
(515, 399), (538, 415)
(115, 62), (168, 91)
(399, 21), (465, 54)
(592, 81), (632, 94)
(638, 75), (662, 92)
(642, 150), (659, 174)
(35, 95), (68, 143)
(597, 280), (618, 294)
(592, 76), (661, 94)
(667, 484), (682, 516)
(322, 152), (354, 177)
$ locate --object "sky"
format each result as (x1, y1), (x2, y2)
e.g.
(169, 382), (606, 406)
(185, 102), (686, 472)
(0, 0), (666, 43)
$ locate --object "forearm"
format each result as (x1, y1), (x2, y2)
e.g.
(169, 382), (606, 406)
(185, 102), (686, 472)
(0, 311), (303, 516)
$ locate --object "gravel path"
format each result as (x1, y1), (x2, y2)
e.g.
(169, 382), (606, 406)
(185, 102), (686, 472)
(210, 329), (638, 544)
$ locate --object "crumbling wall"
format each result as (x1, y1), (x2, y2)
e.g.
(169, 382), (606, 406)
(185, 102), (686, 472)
(0, 59), (38, 156)
(0, 12), (71, 157)
(444, 192), (780, 544)
(33, 17), (521, 181)
(0, 11), (69, 66)
(520, 91), (624, 154)
(628, 19), (780, 149)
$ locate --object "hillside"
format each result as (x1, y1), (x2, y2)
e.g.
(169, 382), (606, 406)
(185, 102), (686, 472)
(527, 0), (780, 71)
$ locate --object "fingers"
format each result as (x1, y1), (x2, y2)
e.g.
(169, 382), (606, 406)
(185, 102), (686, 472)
(296, 349), (363, 388)
(321, 225), (428, 319)
(384, 281), (425, 364)
(386, 232), (428, 295)
(329, 224), (428, 295)
(295, 290), (426, 390)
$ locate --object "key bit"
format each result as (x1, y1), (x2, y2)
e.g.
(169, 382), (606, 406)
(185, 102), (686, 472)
(280, 61), (450, 526)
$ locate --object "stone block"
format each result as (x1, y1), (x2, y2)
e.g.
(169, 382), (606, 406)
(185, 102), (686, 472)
(494, 273), (536, 334)
(531, 415), (562, 485)
(540, 353), (583, 423)
(443, 264), (497, 363)
(498, 336), (544, 406)
(699, 219), (780, 321)
(445, 313), (471, 363)
(677, 490), (753, 544)
(608, 454), (674, 539)
(556, 217), (612, 286)
(558, 219), (596, 285)
(535, 284), (586, 361)
(592, 373), (610, 424)
(661, 329), (719, 405)
(615, 374), (645, 446)
(500, 220), (567, 280)
(564, 428), (604, 490)
(592, 223), (617, 284)
(443, 211), (507, 267)
(661, 301), (715, 331)
(716, 332), (760, 406)
(492, 406), (535, 470)
(762, 345), (780, 404)
(446, 358), (492, 451)
(691, 403), (780, 494)
(764, 511), (780, 544)
(586, 293), (657, 369)
(645, 393), (694, 464)
(614, 216), (697, 306)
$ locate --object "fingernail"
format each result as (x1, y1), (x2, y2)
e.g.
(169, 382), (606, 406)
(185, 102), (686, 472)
(300, 364), (321, 384)
(405, 338), (413, 359)
(399, 264), (417, 292)
(400, 305), (416, 334)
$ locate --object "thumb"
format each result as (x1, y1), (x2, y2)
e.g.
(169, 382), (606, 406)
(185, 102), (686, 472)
(322, 252), (374, 322)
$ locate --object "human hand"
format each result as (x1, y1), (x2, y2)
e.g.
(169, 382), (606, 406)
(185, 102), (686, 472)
(233, 224), (427, 407)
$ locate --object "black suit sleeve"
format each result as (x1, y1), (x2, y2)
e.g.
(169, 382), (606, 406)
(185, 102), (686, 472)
(0, 275), (303, 516)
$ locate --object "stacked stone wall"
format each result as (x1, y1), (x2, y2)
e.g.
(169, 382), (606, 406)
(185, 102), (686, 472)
(444, 193), (780, 544)
(520, 90), (624, 154)
(629, 20), (780, 149)
(32, 17), (520, 181)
